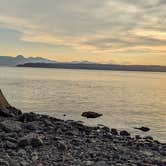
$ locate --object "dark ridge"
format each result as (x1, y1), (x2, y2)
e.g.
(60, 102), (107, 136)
(17, 62), (166, 72)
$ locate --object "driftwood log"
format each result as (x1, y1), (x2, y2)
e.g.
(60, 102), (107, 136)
(0, 89), (22, 117)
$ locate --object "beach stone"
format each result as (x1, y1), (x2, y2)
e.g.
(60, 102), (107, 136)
(31, 136), (43, 147)
(144, 136), (154, 143)
(120, 130), (130, 136)
(25, 121), (39, 131)
(18, 133), (43, 147)
(18, 112), (38, 122)
(57, 141), (67, 152)
(134, 127), (150, 132)
(20, 161), (29, 166)
(5, 137), (17, 143)
(96, 161), (107, 166)
(0, 120), (22, 132)
(111, 128), (118, 135)
(84, 161), (95, 166)
(135, 135), (142, 140)
(18, 149), (27, 157)
(6, 141), (17, 149)
(82, 111), (103, 118)
(144, 136), (153, 140)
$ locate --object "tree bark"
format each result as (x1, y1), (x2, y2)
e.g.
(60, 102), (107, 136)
(0, 89), (10, 108)
(0, 89), (22, 117)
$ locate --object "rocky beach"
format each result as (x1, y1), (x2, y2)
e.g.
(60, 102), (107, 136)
(0, 90), (166, 166)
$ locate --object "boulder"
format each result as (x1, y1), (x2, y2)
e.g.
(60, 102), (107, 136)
(81, 111), (103, 118)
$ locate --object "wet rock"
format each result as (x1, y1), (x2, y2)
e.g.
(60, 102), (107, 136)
(82, 111), (103, 118)
(120, 130), (130, 136)
(0, 120), (22, 132)
(134, 126), (150, 132)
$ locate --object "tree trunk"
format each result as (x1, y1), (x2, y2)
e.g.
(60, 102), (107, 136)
(0, 89), (10, 108)
(0, 89), (22, 117)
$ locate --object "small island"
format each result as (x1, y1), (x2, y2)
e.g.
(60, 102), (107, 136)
(0, 90), (166, 165)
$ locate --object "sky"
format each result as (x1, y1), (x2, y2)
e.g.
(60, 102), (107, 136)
(0, 0), (166, 65)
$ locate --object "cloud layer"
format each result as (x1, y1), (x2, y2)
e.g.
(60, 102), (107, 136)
(0, 0), (166, 62)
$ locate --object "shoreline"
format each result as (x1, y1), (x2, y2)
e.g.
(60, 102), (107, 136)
(0, 109), (166, 165)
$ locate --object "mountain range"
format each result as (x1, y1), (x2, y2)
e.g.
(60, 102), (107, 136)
(0, 55), (56, 66)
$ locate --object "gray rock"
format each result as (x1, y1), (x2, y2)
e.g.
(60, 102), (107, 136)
(135, 135), (142, 140)
(5, 137), (17, 143)
(25, 121), (39, 131)
(120, 130), (130, 136)
(6, 141), (17, 149)
(20, 161), (29, 166)
(0, 120), (22, 132)
(18, 137), (29, 147)
(134, 126), (150, 132)
(18, 149), (27, 157)
(18, 133), (43, 147)
(0, 159), (9, 166)
(84, 161), (95, 166)
(96, 161), (107, 166)
(111, 128), (118, 135)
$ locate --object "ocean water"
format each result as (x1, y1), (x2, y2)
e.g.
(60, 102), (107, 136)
(0, 67), (165, 142)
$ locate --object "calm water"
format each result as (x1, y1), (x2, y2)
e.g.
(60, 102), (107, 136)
(0, 67), (166, 142)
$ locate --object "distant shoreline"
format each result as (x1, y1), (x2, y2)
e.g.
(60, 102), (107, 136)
(17, 62), (166, 73)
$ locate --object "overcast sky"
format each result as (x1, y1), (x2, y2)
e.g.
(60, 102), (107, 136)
(0, 0), (166, 65)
